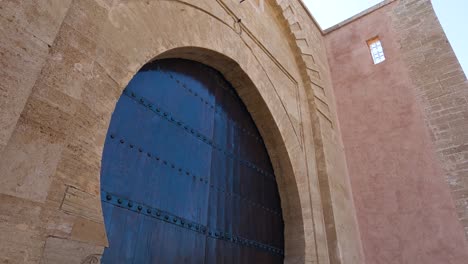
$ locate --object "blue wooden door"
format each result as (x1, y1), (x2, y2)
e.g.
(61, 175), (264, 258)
(100, 59), (284, 263)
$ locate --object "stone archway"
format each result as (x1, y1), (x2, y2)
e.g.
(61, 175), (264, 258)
(0, 1), (327, 263)
(84, 1), (321, 260)
(94, 44), (310, 262)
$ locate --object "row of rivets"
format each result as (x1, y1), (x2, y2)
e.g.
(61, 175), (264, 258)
(102, 191), (284, 256)
(108, 133), (282, 217)
(162, 72), (262, 143)
(124, 89), (275, 181)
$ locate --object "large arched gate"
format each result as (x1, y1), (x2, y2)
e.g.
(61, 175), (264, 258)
(100, 59), (284, 263)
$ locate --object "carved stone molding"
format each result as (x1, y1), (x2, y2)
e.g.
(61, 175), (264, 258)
(81, 254), (102, 264)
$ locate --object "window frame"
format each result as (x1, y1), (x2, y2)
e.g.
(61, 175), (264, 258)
(367, 36), (386, 64)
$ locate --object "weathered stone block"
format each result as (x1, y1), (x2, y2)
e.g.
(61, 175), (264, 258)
(0, 194), (45, 264)
(0, 119), (64, 203)
(0, 0), (72, 45)
(0, 15), (49, 151)
(41, 237), (103, 264)
(60, 186), (103, 223)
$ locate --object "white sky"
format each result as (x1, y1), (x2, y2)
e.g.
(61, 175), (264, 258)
(303, 0), (468, 74)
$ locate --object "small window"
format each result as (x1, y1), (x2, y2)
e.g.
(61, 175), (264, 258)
(367, 37), (385, 64)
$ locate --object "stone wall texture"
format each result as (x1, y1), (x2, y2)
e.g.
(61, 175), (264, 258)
(1, 0), (466, 263)
(325, 0), (468, 263)
(391, 0), (468, 239)
(0, 0), (363, 263)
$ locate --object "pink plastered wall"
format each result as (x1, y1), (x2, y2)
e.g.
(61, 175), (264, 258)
(324, 2), (468, 264)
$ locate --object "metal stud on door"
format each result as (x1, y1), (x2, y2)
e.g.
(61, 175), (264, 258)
(101, 59), (284, 263)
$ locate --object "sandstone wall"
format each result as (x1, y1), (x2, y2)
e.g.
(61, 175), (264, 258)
(276, 1), (364, 263)
(325, 0), (468, 263)
(0, 0), (362, 263)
